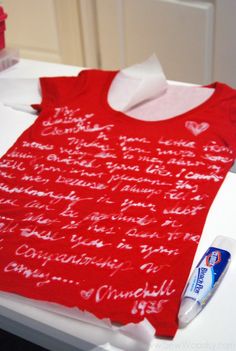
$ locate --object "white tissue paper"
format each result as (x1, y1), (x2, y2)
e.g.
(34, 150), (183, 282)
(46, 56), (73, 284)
(91, 343), (124, 351)
(108, 54), (167, 111)
(0, 291), (155, 351)
(0, 78), (41, 113)
(0, 103), (37, 157)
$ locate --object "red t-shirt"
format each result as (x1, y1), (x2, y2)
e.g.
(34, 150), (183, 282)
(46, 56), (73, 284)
(0, 69), (236, 337)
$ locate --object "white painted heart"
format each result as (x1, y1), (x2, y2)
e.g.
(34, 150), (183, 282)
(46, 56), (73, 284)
(80, 288), (94, 300)
(185, 121), (209, 136)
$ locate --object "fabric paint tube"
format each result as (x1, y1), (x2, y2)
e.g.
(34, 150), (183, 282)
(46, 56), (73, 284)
(178, 235), (235, 327)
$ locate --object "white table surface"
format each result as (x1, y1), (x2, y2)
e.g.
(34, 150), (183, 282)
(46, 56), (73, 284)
(1, 59), (236, 351)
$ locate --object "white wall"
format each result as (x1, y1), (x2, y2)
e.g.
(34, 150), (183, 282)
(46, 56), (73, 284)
(214, 0), (236, 87)
(1, 0), (236, 86)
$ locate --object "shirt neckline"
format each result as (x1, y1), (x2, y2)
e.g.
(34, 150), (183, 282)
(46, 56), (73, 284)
(101, 71), (224, 125)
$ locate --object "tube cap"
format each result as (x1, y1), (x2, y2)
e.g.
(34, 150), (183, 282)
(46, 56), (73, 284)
(178, 297), (202, 327)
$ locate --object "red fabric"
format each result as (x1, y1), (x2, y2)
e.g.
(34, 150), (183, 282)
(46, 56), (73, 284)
(1, 69), (236, 337)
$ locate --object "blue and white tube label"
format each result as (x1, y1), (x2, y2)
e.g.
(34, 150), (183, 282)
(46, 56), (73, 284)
(184, 246), (231, 306)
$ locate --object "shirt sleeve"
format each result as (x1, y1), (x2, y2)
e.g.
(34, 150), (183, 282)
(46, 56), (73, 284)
(32, 69), (88, 111)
